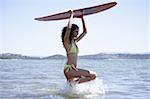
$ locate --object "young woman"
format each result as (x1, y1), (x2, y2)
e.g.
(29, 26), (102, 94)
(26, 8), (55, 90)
(61, 10), (96, 84)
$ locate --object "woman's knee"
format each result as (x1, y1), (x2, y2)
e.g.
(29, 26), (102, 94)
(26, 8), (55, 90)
(90, 74), (96, 80)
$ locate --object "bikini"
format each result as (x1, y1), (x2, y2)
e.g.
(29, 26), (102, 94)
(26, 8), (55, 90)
(64, 42), (79, 72)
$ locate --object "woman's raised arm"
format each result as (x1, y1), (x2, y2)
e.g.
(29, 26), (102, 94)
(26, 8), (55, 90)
(64, 10), (74, 43)
(76, 13), (87, 42)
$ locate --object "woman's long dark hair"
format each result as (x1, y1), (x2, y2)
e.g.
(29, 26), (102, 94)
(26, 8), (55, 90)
(61, 24), (79, 45)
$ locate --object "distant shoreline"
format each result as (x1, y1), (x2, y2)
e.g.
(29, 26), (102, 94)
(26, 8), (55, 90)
(0, 53), (150, 59)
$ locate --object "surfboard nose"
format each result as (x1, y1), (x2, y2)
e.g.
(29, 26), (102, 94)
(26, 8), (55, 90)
(114, 2), (117, 5)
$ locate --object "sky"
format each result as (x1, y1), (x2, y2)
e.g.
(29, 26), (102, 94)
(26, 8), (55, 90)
(0, 0), (149, 56)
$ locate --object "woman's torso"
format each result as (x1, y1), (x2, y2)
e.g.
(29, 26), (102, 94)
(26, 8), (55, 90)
(64, 42), (78, 67)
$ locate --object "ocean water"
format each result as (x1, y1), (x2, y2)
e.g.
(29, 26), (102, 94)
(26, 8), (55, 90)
(0, 59), (150, 99)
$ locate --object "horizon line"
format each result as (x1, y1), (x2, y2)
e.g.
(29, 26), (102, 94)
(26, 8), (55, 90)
(0, 52), (150, 57)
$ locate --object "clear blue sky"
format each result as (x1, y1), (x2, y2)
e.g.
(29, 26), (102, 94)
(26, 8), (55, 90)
(0, 0), (149, 56)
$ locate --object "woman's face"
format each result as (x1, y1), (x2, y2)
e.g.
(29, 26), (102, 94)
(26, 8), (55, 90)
(72, 28), (79, 37)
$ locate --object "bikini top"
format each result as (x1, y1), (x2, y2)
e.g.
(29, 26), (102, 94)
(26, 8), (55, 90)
(68, 42), (79, 54)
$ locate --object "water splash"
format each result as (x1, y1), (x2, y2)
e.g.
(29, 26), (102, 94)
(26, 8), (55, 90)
(59, 78), (107, 98)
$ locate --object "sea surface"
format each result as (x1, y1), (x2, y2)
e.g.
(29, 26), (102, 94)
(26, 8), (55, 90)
(0, 59), (150, 99)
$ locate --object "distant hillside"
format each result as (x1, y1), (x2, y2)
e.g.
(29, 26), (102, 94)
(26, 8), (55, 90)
(79, 53), (150, 59)
(0, 53), (150, 59)
(0, 53), (41, 59)
(42, 54), (65, 59)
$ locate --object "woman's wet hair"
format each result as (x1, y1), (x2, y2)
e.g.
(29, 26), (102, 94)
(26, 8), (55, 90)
(61, 24), (79, 44)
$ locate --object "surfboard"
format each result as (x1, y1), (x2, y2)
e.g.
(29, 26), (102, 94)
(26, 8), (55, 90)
(35, 2), (117, 21)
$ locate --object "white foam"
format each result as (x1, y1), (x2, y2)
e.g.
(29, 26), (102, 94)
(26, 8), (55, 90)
(59, 78), (107, 98)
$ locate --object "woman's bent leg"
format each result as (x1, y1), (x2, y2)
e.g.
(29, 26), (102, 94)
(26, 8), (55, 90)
(64, 68), (96, 83)
(77, 69), (96, 83)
